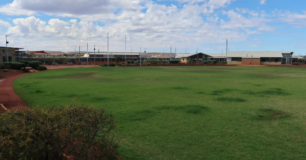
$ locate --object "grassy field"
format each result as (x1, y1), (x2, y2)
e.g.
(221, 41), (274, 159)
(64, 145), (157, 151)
(14, 66), (306, 159)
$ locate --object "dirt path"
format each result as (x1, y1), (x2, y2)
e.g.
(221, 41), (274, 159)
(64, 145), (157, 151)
(0, 73), (31, 112)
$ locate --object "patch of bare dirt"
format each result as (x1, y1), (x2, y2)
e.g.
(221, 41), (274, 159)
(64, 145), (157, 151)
(255, 74), (276, 77)
(68, 72), (97, 78)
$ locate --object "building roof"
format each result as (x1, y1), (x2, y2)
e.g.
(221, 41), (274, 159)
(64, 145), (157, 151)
(175, 53), (211, 58)
(155, 55), (171, 59)
(208, 54), (227, 58)
(87, 52), (140, 56)
(0, 46), (23, 50)
(227, 51), (293, 58)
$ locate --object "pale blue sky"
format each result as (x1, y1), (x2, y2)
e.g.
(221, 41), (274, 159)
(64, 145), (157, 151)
(0, 0), (305, 55)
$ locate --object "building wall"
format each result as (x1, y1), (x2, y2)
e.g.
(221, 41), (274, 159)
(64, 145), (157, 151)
(0, 48), (16, 65)
(181, 57), (188, 64)
(261, 62), (281, 65)
(241, 58), (261, 65)
(227, 61), (241, 65)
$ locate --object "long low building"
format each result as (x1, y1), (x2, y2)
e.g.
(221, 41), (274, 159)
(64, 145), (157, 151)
(227, 51), (294, 65)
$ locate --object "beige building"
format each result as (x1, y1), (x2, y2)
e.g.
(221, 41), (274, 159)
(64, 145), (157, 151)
(227, 51), (294, 65)
(0, 46), (23, 65)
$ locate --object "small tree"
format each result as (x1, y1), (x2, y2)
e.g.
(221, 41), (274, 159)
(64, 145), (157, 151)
(115, 56), (120, 63)
(0, 103), (119, 160)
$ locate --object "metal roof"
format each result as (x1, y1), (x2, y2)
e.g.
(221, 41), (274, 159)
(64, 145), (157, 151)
(175, 53), (211, 58)
(227, 51), (293, 58)
(0, 46), (23, 50)
(208, 54), (227, 58)
(87, 52), (140, 56)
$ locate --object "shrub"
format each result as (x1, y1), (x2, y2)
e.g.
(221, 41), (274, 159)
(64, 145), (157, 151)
(63, 58), (71, 64)
(28, 61), (40, 69)
(19, 61), (28, 66)
(100, 63), (115, 67)
(127, 60), (134, 64)
(202, 61), (209, 64)
(53, 59), (62, 64)
(3, 62), (11, 69)
(150, 60), (158, 64)
(11, 62), (25, 69)
(170, 60), (180, 64)
(115, 56), (120, 63)
(0, 104), (119, 160)
(0, 65), (5, 69)
(115, 63), (121, 66)
(37, 65), (47, 70)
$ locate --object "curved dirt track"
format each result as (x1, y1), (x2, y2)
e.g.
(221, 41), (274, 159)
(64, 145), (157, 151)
(0, 65), (98, 112)
(0, 73), (31, 112)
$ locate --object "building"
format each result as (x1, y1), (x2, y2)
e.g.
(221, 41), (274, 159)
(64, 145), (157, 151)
(226, 51), (294, 65)
(208, 54), (227, 62)
(175, 53), (212, 64)
(0, 46), (24, 65)
(83, 52), (140, 62)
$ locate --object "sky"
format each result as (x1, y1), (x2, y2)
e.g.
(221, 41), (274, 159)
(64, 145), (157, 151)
(0, 0), (305, 54)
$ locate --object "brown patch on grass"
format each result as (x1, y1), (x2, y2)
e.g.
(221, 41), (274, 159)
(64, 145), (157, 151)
(273, 113), (286, 117)
(67, 72), (97, 78)
(255, 74), (276, 77)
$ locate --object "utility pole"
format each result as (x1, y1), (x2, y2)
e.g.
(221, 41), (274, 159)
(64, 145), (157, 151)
(87, 43), (88, 67)
(5, 35), (9, 62)
(226, 38), (228, 55)
(44, 46), (46, 65)
(94, 45), (96, 65)
(140, 47), (141, 67)
(107, 33), (109, 68)
(125, 35), (126, 67)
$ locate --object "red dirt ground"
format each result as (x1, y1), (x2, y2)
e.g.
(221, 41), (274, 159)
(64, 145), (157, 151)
(0, 70), (30, 112)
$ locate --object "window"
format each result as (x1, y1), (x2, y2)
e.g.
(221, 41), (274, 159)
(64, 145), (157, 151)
(232, 58), (242, 61)
(9, 56), (12, 62)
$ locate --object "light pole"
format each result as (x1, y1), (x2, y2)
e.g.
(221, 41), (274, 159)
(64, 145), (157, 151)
(107, 33), (109, 68)
(44, 46), (46, 65)
(5, 35), (9, 62)
(87, 43), (88, 67)
(125, 34), (126, 67)
(94, 45), (96, 65)
(79, 45), (80, 62)
(140, 47), (141, 67)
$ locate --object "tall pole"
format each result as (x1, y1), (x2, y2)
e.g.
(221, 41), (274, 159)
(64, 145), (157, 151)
(94, 45), (96, 65)
(87, 43), (88, 67)
(140, 47), (141, 67)
(107, 33), (109, 68)
(226, 38), (228, 55)
(5, 35), (9, 62)
(44, 46), (46, 65)
(79, 45), (80, 62)
(124, 35), (126, 67)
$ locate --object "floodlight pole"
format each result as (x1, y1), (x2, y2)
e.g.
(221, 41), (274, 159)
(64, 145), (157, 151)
(44, 46), (46, 65)
(79, 45), (80, 62)
(87, 43), (88, 67)
(125, 34), (126, 67)
(140, 47), (141, 67)
(5, 35), (9, 62)
(94, 45), (96, 65)
(107, 33), (109, 68)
